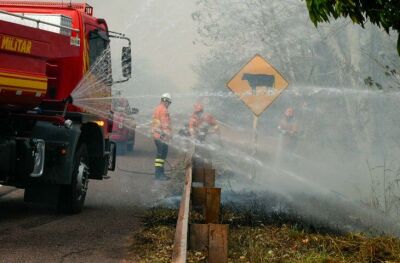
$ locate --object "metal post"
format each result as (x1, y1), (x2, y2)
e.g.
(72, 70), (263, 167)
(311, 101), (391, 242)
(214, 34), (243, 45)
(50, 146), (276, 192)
(251, 114), (259, 179)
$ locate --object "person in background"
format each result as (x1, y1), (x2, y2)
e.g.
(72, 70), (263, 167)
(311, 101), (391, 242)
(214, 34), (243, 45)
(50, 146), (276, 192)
(188, 102), (220, 142)
(278, 107), (298, 136)
(152, 93), (172, 180)
(278, 107), (299, 150)
(113, 90), (128, 109)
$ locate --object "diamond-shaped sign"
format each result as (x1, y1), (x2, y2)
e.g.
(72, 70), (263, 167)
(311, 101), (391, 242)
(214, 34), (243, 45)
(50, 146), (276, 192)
(226, 55), (289, 116)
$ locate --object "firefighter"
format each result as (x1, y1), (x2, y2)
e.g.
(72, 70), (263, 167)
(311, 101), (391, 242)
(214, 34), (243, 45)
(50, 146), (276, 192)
(278, 107), (298, 136)
(188, 102), (219, 142)
(188, 102), (204, 138)
(152, 93), (172, 180)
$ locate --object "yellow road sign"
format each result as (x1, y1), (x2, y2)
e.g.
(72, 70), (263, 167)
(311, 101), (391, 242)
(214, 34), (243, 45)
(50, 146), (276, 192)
(226, 54), (289, 116)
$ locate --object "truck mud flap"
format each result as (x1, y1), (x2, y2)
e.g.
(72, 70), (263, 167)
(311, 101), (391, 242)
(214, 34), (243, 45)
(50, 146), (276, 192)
(108, 141), (116, 171)
(31, 121), (81, 185)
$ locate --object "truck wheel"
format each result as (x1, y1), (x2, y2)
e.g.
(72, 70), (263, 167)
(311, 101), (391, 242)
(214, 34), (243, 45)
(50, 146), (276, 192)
(58, 143), (89, 214)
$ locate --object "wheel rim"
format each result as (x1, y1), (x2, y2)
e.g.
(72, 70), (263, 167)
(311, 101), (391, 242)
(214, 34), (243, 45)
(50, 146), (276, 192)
(76, 158), (89, 201)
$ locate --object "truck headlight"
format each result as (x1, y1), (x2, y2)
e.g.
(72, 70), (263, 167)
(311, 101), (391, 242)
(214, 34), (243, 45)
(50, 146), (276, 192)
(31, 139), (45, 178)
(64, 119), (73, 129)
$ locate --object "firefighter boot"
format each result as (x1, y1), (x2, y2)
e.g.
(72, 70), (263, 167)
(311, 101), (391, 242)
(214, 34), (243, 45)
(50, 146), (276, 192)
(155, 167), (169, 181)
(155, 166), (163, 179)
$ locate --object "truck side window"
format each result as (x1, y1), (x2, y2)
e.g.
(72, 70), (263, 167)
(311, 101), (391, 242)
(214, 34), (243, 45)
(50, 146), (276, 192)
(89, 29), (110, 66)
(88, 29), (112, 84)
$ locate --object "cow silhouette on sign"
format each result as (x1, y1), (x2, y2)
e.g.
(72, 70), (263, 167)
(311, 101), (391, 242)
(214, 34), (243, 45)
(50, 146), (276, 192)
(242, 73), (275, 95)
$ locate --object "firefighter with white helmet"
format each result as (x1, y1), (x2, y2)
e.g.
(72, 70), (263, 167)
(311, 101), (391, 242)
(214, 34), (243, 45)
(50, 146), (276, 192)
(152, 93), (172, 180)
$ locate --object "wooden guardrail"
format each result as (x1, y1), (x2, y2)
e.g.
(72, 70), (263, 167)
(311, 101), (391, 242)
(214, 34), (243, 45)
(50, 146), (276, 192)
(171, 160), (192, 262)
(172, 146), (228, 263)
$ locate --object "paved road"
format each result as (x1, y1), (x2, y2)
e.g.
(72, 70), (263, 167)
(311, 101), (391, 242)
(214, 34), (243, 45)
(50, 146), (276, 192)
(0, 133), (180, 263)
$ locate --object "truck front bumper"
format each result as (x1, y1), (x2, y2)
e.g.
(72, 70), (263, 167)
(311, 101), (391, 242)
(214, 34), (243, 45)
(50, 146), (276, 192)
(0, 138), (45, 184)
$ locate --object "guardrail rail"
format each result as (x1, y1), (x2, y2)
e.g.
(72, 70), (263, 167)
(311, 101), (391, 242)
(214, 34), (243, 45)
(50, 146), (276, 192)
(172, 146), (228, 263)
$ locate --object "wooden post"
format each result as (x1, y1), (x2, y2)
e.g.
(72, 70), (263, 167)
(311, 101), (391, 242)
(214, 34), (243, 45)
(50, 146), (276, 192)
(192, 168), (205, 183)
(174, 143), (228, 263)
(189, 224), (228, 263)
(192, 187), (221, 224)
(189, 224), (209, 250)
(205, 188), (220, 223)
(193, 168), (216, 187)
(209, 224), (228, 263)
(204, 168), (216, 187)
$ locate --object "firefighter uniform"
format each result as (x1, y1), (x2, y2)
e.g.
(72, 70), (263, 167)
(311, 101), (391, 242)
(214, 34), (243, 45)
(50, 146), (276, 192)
(188, 103), (219, 142)
(278, 107), (298, 136)
(152, 94), (172, 180)
(278, 107), (298, 149)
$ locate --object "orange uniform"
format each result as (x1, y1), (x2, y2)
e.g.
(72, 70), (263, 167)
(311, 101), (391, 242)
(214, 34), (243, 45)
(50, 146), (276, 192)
(203, 113), (218, 127)
(188, 113), (201, 136)
(279, 108), (298, 136)
(279, 118), (298, 135)
(152, 103), (171, 141)
(189, 112), (218, 140)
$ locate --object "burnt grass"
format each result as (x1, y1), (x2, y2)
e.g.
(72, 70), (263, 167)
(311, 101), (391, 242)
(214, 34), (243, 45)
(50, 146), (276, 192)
(126, 191), (400, 262)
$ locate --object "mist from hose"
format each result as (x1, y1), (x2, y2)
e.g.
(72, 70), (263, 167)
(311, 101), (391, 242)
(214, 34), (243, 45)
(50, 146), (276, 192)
(71, 0), (400, 235)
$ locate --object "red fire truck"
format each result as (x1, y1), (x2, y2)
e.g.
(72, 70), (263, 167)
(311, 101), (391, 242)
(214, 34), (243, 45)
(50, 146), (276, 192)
(111, 95), (138, 155)
(0, 1), (132, 213)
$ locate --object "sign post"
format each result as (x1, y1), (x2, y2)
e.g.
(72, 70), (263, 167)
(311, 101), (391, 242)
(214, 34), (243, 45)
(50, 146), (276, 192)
(251, 115), (259, 178)
(226, 55), (289, 179)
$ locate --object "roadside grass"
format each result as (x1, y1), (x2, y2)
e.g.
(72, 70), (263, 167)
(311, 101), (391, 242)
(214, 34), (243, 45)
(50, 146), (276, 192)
(126, 206), (400, 263)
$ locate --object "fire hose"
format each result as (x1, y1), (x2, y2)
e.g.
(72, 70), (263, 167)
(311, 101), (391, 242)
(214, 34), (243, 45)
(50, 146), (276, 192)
(117, 159), (175, 175)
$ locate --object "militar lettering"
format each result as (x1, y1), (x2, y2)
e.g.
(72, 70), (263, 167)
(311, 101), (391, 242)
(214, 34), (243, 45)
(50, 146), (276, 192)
(0, 35), (32, 54)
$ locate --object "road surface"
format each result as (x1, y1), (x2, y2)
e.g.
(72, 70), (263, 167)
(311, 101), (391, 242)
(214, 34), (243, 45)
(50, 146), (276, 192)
(0, 133), (180, 263)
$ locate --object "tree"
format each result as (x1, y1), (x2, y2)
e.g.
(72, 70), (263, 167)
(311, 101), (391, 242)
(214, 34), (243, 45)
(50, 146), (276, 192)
(192, 0), (399, 179)
(305, 0), (400, 54)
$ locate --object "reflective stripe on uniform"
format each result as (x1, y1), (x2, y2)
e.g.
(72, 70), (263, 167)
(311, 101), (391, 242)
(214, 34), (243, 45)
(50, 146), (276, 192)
(155, 158), (165, 167)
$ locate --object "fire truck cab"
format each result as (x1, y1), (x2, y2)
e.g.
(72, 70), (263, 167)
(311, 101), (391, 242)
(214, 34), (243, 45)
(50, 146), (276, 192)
(0, 1), (132, 213)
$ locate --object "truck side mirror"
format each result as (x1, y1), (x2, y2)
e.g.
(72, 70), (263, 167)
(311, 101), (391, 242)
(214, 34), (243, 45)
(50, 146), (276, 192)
(130, 107), (139, 115)
(122, 46), (132, 78)
(109, 31), (132, 84)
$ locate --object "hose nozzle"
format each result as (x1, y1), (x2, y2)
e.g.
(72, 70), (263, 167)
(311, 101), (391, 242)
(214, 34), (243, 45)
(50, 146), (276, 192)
(63, 96), (73, 104)
(62, 96), (73, 117)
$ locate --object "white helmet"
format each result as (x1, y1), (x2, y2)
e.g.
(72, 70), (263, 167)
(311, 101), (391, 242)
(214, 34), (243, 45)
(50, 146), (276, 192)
(161, 93), (172, 103)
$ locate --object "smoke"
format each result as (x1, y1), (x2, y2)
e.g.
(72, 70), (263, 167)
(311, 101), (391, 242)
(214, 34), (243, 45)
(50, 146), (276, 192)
(78, 0), (400, 235)
(87, 0), (203, 90)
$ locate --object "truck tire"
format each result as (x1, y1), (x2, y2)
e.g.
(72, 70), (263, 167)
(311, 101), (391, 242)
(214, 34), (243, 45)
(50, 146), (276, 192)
(58, 143), (89, 213)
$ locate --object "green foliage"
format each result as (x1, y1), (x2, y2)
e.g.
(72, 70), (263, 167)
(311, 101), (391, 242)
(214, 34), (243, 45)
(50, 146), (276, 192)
(362, 52), (400, 90)
(305, 0), (400, 54)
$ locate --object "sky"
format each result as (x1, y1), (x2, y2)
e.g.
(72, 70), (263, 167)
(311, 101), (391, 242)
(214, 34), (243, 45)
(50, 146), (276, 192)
(88, 0), (203, 90)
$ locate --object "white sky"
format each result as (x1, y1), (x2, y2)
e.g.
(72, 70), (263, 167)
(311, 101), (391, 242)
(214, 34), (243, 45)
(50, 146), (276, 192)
(88, 0), (203, 90)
